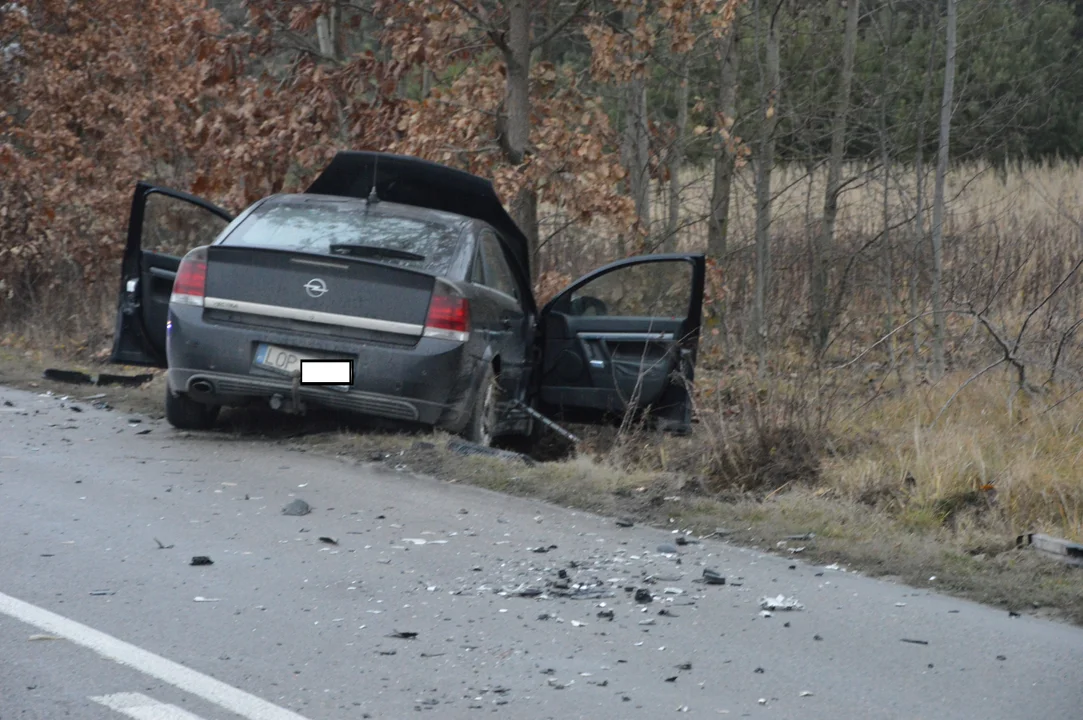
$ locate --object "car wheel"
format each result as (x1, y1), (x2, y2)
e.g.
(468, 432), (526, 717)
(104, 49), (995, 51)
(164, 386), (220, 430)
(462, 366), (501, 447)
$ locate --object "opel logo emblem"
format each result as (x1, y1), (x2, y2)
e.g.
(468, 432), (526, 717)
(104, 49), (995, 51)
(304, 278), (328, 298)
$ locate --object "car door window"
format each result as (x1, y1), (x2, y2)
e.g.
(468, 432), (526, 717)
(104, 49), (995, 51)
(479, 231), (519, 300)
(142, 192), (230, 257)
(566, 260), (691, 318)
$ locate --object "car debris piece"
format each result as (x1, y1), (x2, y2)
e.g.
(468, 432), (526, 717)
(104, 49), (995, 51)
(97, 372), (155, 387)
(318, 537), (338, 545)
(89, 590), (115, 596)
(616, 518), (635, 527)
(900, 638), (929, 645)
(1008, 610), (1021, 618)
(390, 630), (418, 639)
(1016, 532), (1083, 567)
(446, 438), (535, 465)
(193, 596), (219, 602)
(153, 538), (173, 550)
(510, 399), (581, 444)
(702, 569), (725, 585)
(800, 691), (814, 697)
(282, 499), (311, 516)
(760, 595), (804, 611)
(570, 620), (587, 627)
(597, 609), (615, 621)
(634, 589), (653, 603)
(664, 676), (678, 683)
(43, 369), (94, 385)
(674, 536), (698, 546)
(532, 545), (557, 553)
(189, 556), (213, 566)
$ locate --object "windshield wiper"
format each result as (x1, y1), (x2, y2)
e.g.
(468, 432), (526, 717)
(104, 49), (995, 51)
(329, 244), (425, 262)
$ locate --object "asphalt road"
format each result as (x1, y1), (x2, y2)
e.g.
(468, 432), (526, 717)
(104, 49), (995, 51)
(1, 384), (1081, 720)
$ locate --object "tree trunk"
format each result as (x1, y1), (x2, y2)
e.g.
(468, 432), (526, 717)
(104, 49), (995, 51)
(879, 1), (895, 368)
(753, 0), (780, 376)
(316, 4), (340, 61)
(665, 53), (690, 253)
(502, 0), (538, 281)
(911, 7), (937, 381)
(810, 0), (860, 355)
(708, 21), (740, 261)
(622, 5), (651, 245)
(931, 0), (957, 379)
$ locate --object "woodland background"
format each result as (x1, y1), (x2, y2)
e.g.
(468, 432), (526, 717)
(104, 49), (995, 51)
(5, 0), (1083, 539)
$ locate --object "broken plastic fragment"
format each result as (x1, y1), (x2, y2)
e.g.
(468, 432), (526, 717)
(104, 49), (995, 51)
(759, 594), (804, 611)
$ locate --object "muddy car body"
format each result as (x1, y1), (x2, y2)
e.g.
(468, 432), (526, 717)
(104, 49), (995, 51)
(111, 152), (706, 445)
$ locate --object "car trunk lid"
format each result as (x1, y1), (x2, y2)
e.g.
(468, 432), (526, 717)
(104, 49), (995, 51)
(202, 246), (435, 343)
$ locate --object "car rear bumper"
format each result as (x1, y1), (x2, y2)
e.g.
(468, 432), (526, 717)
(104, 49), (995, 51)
(166, 305), (481, 427)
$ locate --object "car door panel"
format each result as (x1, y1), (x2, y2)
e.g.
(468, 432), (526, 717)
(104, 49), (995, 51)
(537, 254), (705, 430)
(111, 182), (233, 367)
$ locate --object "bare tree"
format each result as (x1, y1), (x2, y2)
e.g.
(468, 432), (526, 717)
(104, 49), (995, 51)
(622, 3), (652, 243)
(810, 0), (860, 354)
(910, 7), (938, 380)
(753, 0), (782, 375)
(931, 0), (958, 379)
(665, 52), (690, 253)
(708, 19), (741, 262)
(315, 4), (341, 62)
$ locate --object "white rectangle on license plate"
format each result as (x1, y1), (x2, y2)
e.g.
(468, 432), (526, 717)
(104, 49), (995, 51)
(300, 359), (353, 386)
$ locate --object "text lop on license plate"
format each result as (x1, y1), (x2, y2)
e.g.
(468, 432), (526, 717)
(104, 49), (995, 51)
(254, 344), (351, 391)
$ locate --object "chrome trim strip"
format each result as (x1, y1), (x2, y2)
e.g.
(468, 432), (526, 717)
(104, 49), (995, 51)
(203, 297), (424, 336)
(578, 332), (675, 342)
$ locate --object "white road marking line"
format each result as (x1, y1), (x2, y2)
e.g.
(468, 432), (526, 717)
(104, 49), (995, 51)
(0, 591), (312, 720)
(91, 692), (207, 720)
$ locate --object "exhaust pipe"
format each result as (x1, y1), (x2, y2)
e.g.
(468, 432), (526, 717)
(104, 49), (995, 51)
(190, 379), (215, 395)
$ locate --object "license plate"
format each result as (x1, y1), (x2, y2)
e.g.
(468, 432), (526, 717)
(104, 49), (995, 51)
(254, 344), (351, 391)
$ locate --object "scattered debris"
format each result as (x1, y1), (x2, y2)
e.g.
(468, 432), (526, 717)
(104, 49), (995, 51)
(760, 595), (804, 611)
(657, 544), (679, 554)
(193, 597), (219, 602)
(547, 678), (573, 690)
(318, 537), (338, 545)
(895, 602), (907, 607)
(420, 652), (446, 658)
(786, 533), (816, 541)
(758, 698), (767, 706)
(189, 556), (213, 566)
(135, 428), (151, 435)
(674, 536), (698, 546)
(532, 545), (558, 553)
(634, 588), (653, 603)
(675, 662), (692, 671)
(153, 538), (173, 550)
(446, 438), (534, 465)
(900, 638), (929, 645)
(570, 620), (587, 627)
(616, 518), (635, 528)
(754, 667), (765, 674)
(389, 630), (418, 639)
(664, 676), (678, 683)
(813, 634), (823, 641)
(88, 590), (114, 596)
(597, 609), (615, 621)
(658, 609), (678, 617)
(282, 499), (311, 516)
(702, 569), (726, 585)
(376, 650), (396, 656)
(1008, 611), (1021, 618)
(29, 634), (61, 641)
(800, 691), (814, 697)
(662, 587), (684, 595)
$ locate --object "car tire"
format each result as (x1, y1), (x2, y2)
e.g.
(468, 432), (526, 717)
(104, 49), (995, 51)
(461, 366), (501, 447)
(164, 386), (219, 430)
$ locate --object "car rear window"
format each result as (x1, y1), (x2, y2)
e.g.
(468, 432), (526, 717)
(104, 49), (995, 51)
(222, 201), (462, 275)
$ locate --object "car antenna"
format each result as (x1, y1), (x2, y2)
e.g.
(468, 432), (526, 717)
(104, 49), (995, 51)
(366, 155), (380, 211)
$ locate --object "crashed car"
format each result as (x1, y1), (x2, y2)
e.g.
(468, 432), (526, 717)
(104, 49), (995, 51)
(110, 151), (706, 446)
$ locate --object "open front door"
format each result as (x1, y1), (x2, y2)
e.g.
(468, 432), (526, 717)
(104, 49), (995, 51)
(536, 254), (706, 432)
(110, 182), (233, 366)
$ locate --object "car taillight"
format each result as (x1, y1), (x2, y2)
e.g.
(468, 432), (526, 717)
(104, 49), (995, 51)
(171, 248), (207, 307)
(423, 287), (470, 342)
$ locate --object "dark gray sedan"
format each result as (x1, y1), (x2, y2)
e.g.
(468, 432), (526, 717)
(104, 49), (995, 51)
(111, 152), (705, 446)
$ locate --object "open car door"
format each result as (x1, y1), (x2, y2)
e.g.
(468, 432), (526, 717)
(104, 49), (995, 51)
(110, 182), (233, 367)
(536, 254), (706, 432)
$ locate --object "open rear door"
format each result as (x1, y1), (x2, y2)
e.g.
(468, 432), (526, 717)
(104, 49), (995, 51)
(110, 182), (233, 366)
(536, 254), (706, 432)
